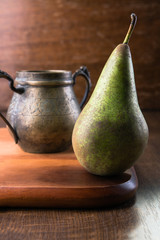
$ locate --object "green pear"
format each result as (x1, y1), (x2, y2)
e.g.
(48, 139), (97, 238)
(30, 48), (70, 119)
(72, 13), (149, 176)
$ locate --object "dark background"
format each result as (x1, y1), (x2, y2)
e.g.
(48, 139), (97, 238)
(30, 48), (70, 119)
(0, 0), (159, 110)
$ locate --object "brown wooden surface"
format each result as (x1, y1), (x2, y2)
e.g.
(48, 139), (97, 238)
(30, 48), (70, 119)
(0, 0), (160, 110)
(0, 129), (137, 208)
(0, 111), (159, 239)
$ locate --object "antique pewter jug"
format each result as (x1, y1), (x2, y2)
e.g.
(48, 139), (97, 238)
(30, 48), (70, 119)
(0, 66), (91, 153)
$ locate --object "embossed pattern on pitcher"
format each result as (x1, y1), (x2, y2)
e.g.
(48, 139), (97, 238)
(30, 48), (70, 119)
(7, 86), (80, 153)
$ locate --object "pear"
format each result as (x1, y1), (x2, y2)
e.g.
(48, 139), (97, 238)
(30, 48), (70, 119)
(72, 13), (149, 176)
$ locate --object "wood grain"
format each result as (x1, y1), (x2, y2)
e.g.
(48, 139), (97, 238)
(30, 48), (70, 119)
(0, 111), (159, 239)
(0, 0), (159, 111)
(0, 128), (137, 208)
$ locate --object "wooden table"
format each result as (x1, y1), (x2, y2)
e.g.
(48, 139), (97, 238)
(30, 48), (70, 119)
(0, 111), (159, 240)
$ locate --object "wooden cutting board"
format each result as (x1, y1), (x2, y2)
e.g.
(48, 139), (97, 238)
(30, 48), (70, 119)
(0, 128), (138, 208)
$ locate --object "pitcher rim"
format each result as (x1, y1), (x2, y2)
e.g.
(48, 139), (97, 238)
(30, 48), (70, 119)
(15, 70), (73, 86)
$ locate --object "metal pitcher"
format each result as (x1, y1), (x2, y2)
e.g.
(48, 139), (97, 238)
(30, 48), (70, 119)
(0, 66), (91, 153)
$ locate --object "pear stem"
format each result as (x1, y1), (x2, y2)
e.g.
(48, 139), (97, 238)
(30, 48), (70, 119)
(123, 13), (137, 44)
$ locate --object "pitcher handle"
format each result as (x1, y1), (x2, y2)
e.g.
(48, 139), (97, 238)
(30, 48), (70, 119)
(0, 70), (24, 94)
(72, 66), (92, 109)
(0, 70), (25, 143)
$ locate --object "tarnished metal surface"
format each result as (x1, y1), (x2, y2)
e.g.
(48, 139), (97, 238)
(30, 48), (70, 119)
(0, 67), (91, 153)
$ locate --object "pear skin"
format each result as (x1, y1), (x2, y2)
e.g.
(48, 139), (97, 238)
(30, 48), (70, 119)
(72, 14), (149, 176)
